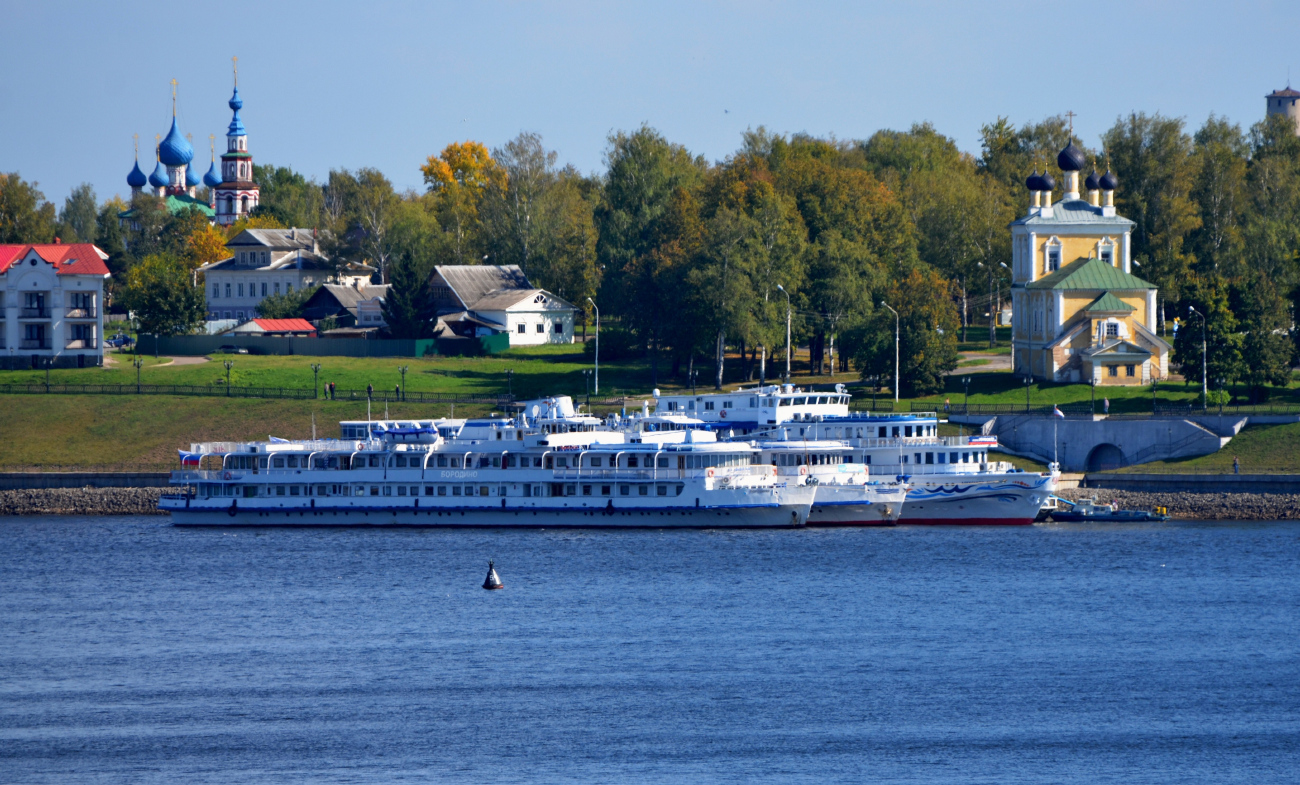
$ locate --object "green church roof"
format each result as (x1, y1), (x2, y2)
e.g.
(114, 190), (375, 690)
(1083, 291), (1136, 313)
(118, 194), (215, 220)
(1026, 257), (1155, 290)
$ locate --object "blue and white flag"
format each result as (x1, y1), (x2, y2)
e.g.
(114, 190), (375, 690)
(269, 436), (290, 443)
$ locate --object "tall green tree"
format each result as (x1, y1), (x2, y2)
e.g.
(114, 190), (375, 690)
(1172, 275), (1243, 391)
(118, 254), (205, 336)
(256, 285), (317, 319)
(59, 183), (98, 244)
(1231, 274), (1294, 401)
(252, 164), (325, 228)
(853, 267), (959, 396)
(1103, 113), (1202, 307)
(0, 173), (58, 243)
(1187, 116), (1247, 275)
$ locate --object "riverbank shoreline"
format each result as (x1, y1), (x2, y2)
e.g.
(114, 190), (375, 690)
(1, 486), (1297, 520)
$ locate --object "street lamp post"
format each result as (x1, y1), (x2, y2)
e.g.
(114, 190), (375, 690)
(586, 297), (599, 395)
(310, 363), (321, 399)
(223, 360), (234, 396)
(1025, 373), (1032, 413)
(582, 368), (591, 407)
(777, 285), (792, 383)
(962, 376), (971, 412)
(690, 368), (698, 396)
(1188, 306), (1207, 410)
(1090, 376), (1097, 415)
(506, 368), (514, 399)
(133, 357), (144, 394)
(880, 301), (899, 403)
(398, 365), (408, 401)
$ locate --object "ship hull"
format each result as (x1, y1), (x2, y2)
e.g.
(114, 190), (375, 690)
(897, 473), (1057, 526)
(161, 498), (812, 529)
(808, 484), (905, 526)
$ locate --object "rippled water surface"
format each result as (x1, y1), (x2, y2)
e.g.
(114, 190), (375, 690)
(1, 517), (1298, 783)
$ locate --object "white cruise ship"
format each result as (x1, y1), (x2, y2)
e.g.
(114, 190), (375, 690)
(649, 385), (1057, 525)
(162, 408), (815, 528)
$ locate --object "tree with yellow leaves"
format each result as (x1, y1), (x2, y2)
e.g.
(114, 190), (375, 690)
(421, 141), (505, 263)
(184, 223), (230, 269)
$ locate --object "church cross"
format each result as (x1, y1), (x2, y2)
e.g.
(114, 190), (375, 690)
(1065, 110), (1076, 137)
(232, 56), (238, 86)
(170, 78), (178, 115)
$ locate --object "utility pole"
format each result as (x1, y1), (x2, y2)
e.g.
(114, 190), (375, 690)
(1188, 306), (1207, 410)
(133, 356), (144, 394)
(777, 284), (791, 383)
(310, 363), (321, 399)
(880, 301), (899, 404)
(587, 297), (599, 395)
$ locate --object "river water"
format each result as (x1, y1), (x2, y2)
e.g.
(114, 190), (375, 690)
(1, 517), (1298, 784)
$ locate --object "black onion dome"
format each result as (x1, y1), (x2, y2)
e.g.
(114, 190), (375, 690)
(1025, 169), (1042, 190)
(1099, 170), (1118, 190)
(1085, 170), (1101, 191)
(1040, 171), (1056, 191)
(1057, 141), (1086, 171)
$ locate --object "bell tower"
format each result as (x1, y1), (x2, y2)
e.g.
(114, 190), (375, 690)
(214, 57), (260, 226)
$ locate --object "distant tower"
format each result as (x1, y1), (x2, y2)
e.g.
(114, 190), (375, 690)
(214, 57), (260, 226)
(1266, 85), (1300, 135)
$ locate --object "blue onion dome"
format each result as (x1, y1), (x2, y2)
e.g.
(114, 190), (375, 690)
(1025, 169), (1041, 190)
(158, 117), (194, 166)
(185, 162), (202, 187)
(1099, 170), (1118, 190)
(148, 160), (169, 188)
(1040, 171), (1056, 191)
(203, 160), (222, 188)
(227, 86), (246, 136)
(1085, 170), (1101, 191)
(1057, 140), (1085, 172)
(127, 159), (148, 188)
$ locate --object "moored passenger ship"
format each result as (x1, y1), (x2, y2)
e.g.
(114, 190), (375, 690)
(650, 385), (1058, 525)
(161, 415), (816, 528)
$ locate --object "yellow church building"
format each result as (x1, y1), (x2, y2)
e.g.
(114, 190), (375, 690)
(1008, 141), (1170, 385)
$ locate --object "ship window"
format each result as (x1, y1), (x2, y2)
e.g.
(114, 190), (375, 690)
(915, 453), (922, 464)
(565, 484), (576, 496)
(657, 456), (668, 468)
(397, 486), (407, 496)
(582, 485), (592, 496)
(864, 455), (871, 465)
(275, 485), (285, 496)
(675, 484), (684, 496)
(590, 456), (602, 467)
(937, 453), (946, 464)
(639, 485), (649, 496)
(272, 456), (284, 468)
(492, 456), (501, 468)
(468, 485), (477, 496)
(704, 402), (714, 411)
(779, 398), (791, 406)
(451, 457), (461, 468)
(620, 484), (630, 495)
(628, 455), (639, 468)
(452, 486), (461, 496)
(658, 485), (668, 496)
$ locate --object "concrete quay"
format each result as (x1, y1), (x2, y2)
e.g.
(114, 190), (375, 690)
(952, 412), (1299, 472)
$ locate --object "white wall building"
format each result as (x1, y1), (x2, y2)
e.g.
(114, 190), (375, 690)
(429, 265), (576, 346)
(473, 289), (577, 345)
(0, 243), (111, 369)
(200, 228), (370, 321)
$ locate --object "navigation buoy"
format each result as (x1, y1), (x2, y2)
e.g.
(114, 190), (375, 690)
(482, 561), (503, 590)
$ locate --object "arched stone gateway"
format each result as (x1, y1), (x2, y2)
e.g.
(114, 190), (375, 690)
(1087, 443), (1124, 472)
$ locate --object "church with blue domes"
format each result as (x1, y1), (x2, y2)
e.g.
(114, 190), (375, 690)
(122, 69), (260, 226)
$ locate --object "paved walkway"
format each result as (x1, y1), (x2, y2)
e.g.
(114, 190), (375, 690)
(104, 353), (210, 368)
(947, 351), (1012, 374)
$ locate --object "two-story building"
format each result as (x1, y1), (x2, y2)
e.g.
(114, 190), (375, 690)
(1009, 142), (1170, 385)
(0, 243), (111, 369)
(200, 228), (371, 321)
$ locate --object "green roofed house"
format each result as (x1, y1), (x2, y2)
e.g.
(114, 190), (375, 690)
(1008, 141), (1170, 385)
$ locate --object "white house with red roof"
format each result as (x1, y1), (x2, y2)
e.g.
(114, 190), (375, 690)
(0, 242), (111, 369)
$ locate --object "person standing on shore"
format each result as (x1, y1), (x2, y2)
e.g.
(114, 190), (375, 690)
(1103, 397), (1110, 414)
(1234, 455), (1240, 475)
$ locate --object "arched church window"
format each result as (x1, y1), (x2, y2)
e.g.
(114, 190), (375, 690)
(1046, 238), (1062, 273)
(241, 196), (249, 213)
(1098, 238), (1115, 266)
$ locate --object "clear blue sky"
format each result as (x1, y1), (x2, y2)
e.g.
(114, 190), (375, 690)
(4, 0), (1297, 208)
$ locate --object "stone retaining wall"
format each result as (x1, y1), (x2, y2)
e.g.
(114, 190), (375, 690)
(1057, 488), (1300, 521)
(0, 488), (165, 516)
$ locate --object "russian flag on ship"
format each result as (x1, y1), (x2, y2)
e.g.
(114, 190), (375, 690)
(968, 435), (998, 446)
(1053, 405), (1065, 418)
(178, 450), (202, 466)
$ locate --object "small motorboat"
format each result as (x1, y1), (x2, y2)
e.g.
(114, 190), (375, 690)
(1049, 496), (1170, 522)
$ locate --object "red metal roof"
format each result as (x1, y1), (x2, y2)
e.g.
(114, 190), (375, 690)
(0, 243), (111, 276)
(252, 318), (317, 333)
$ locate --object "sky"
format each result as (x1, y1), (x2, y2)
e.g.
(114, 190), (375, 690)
(4, 0), (1299, 208)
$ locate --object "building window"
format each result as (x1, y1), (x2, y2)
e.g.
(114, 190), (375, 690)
(1047, 245), (1061, 272)
(238, 283), (244, 297)
(1099, 241), (1115, 265)
(286, 283), (293, 293)
(212, 283), (220, 298)
(261, 283), (267, 297)
(536, 323), (544, 333)
(517, 323), (525, 334)
(554, 321), (563, 334)
(225, 284), (232, 298)
(1126, 364), (1135, 377)
(1108, 365), (1118, 377)
(1106, 323), (1119, 338)
(236, 311), (244, 320)
(274, 283), (280, 295)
